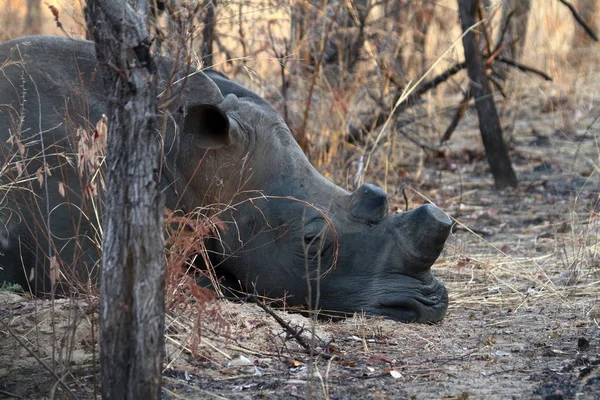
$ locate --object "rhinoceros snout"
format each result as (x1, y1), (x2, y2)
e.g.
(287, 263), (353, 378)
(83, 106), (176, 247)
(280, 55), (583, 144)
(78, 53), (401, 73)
(391, 204), (452, 273)
(350, 184), (389, 224)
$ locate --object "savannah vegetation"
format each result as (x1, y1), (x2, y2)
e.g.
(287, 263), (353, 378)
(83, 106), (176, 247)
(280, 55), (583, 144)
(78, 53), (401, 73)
(0, 0), (599, 398)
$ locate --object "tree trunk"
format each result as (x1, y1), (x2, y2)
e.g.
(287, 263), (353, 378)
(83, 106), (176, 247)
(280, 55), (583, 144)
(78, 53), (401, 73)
(289, 0), (369, 84)
(458, 0), (518, 189)
(413, 1), (436, 76)
(24, 0), (42, 34)
(389, 0), (410, 80)
(290, 0), (313, 73)
(574, 0), (599, 47)
(201, 0), (217, 67)
(496, 0), (531, 77)
(84, 1), (165, 399)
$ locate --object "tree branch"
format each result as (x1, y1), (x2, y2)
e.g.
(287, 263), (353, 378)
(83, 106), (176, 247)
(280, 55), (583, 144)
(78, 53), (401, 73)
(441, 91), (472, 144)
(246, 295), (332, 359)
(495, 57), (553, 81)
(558, 0), (599, 42)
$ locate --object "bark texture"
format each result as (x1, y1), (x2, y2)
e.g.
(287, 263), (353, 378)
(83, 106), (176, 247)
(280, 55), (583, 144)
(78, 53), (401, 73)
(84, 1), (165, 399)
(201, 0), (217, 66)
(458, 0), (518, 189)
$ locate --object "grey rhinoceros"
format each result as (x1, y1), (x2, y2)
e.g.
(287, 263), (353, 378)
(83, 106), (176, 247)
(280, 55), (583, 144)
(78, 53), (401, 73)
(0, 36), (452, 322)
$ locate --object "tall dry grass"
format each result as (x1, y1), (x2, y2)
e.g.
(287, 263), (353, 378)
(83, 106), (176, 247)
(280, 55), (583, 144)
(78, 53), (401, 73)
(4, 1), (597, 182)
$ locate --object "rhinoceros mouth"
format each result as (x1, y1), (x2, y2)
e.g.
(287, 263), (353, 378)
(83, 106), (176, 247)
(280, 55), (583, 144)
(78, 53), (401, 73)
(373, 301), (446, 323)
(369, 278), (449, 323)
(374, 303), (419, 323)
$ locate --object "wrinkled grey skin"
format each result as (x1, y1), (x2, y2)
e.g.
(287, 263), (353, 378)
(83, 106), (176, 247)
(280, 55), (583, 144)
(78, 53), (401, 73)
(0, 36), (452, 323)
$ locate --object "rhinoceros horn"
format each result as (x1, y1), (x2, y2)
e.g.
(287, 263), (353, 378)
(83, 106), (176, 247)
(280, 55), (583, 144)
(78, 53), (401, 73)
(391, 204), (453, 274)
(350, 184), (389, 224)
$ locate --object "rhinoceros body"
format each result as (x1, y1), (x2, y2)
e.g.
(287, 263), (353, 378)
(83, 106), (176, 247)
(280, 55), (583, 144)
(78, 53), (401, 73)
(0, 36), (452, 322)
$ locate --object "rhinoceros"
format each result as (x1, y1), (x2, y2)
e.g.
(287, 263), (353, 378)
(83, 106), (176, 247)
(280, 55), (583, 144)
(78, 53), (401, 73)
(0, 36), (452, 323)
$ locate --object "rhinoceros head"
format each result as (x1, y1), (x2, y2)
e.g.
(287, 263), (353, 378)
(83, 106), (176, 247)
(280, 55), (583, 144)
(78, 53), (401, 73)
(165, 71), (452, 323)
(0, 37), (449, 322)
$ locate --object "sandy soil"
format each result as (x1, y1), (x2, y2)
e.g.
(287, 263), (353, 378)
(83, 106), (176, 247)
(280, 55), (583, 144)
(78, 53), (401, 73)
(0, 290), (598, 399)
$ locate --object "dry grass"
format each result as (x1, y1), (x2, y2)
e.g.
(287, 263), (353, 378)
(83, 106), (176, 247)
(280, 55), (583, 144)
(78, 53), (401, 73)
(1, 0), (599, 398)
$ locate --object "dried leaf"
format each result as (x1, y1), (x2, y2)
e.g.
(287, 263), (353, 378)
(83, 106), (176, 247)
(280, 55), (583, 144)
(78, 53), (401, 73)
(58, 181), (66, 198)
(457, 256), (471, 267)
(220, 368), (238, 375)
(94, 115), (108, 150)
(84, 182), (97, 199)
(366, 355), (393, 365)
(45, 3), (63, 28)
(290, 359), (304, 367)
(49, 256), (60, 286)
(339, 360), (356, 367)
(36, 167), (44, 188)
(557, 222), (570, 234)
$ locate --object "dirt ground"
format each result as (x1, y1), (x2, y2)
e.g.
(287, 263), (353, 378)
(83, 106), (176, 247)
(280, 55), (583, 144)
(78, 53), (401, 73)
(1, 83), (599, 399)
(1, 0), (599, 398)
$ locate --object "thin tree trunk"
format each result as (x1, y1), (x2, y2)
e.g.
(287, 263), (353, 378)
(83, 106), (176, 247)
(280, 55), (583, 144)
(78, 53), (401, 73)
(320, 0), (369, 86)
(574, 0), (599, 47)
(85, 1), (165, 399)
(496, 0), (532, 77)
(390, 1), (410, 80)
(24, 0), (42, 34)
(290, 0), (311, 71)
(413, 2), (436, 76)
(458, 0), (518, 189)
(201, 0), (217, 66)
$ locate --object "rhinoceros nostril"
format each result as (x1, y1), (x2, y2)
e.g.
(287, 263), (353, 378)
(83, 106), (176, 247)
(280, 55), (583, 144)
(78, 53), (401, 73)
(350, 183), (389, 224)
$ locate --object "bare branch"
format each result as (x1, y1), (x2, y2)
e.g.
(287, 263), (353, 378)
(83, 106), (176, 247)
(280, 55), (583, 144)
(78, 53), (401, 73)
(495, 57), (553, 81)
(558, 0), (599, 42)
(246, 295), (332, 359)
(441, 91), (472, 144)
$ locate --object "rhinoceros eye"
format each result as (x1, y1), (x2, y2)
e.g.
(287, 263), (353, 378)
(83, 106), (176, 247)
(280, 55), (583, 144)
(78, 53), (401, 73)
(304, 233), (319, 246)
(303, 221), (323, 244)
(303, 221), (332, 258)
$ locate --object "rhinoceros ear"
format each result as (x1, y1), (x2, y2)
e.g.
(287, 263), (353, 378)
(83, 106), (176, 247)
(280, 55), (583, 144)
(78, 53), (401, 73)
(184, 104), (231, 149)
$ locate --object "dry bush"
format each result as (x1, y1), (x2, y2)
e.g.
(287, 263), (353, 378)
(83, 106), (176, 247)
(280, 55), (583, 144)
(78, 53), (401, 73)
(9, 0), (597, 189)
(0, 4), (598, 400)
(163, 208), (230, 357)
(2, 0), (599, 377)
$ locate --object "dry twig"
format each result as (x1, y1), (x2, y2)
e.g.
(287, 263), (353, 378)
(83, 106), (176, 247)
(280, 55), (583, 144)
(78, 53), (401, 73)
(244, 295), (333, 359)
(558, 0), (599, 42)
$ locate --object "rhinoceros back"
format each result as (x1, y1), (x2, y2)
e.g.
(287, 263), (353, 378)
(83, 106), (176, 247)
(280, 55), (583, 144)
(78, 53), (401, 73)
(0, 36), (107, 293)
